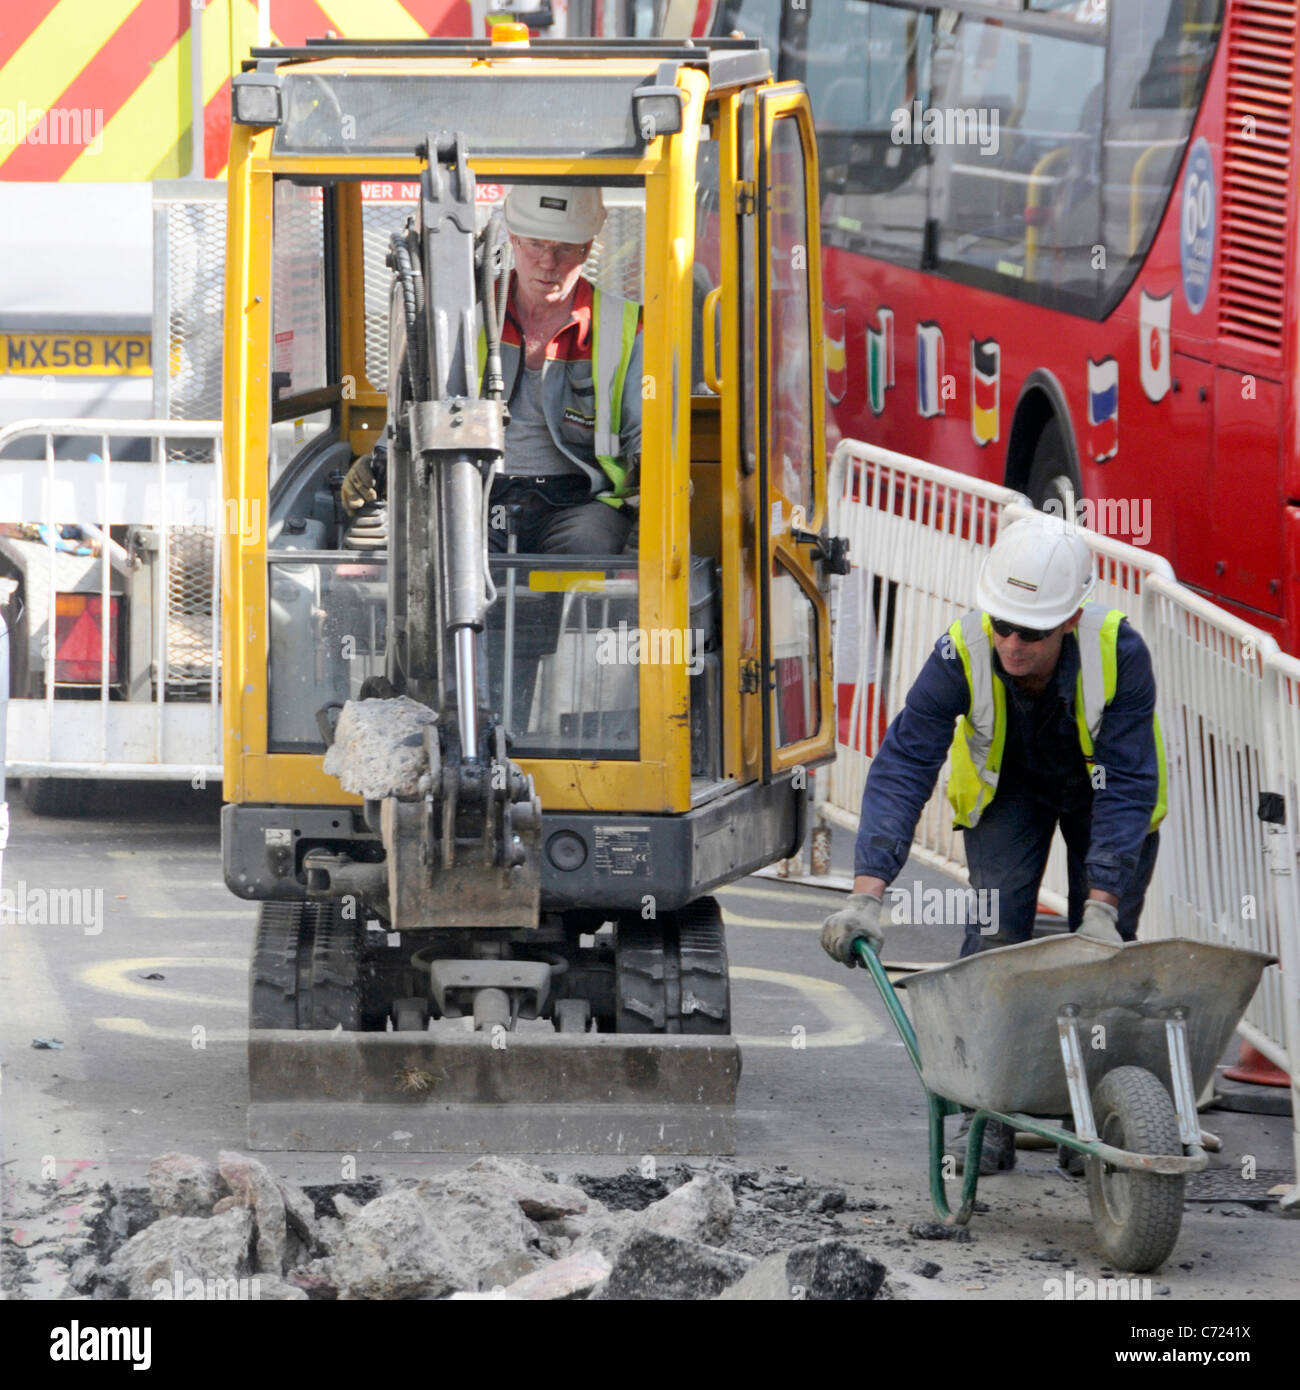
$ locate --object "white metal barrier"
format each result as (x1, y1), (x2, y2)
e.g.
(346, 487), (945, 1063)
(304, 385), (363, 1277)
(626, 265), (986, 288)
(818, 439), (1299, 1200)
(820, 441), (1033, 884)
(0, 419), (224, 781)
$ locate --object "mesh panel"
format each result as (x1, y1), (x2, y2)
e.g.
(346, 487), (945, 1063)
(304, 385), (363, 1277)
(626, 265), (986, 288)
(160, 190), (646, 423)
(272, 187), (327, 395)
(165, 200), (228, 421)
(361, 194), (646, 392)
(166, 524), (217, 693)
(584, 202), (644, 301)
(363, 203), (416, 389)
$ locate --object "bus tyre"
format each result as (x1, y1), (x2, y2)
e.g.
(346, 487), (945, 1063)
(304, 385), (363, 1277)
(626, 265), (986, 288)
(1026, 416), (1081, 520)
(21, 777), (91, 817)
(1084, 1066), (1185, 1272)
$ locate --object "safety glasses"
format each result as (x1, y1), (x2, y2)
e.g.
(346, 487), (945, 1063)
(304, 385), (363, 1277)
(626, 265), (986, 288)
(990, 617), (1054, 643)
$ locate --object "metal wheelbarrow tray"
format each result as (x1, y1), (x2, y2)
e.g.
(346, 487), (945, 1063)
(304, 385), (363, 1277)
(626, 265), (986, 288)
(858, 934), (1277, 1272)
(901, 935), (1273, 1115)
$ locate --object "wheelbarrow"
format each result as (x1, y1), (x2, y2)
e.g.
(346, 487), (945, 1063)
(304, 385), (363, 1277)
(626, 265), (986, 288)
(856, 933), (1277, 1272)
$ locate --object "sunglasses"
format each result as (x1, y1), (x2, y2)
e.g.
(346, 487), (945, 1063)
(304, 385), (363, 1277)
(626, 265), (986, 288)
(990, 618), (1054, 643)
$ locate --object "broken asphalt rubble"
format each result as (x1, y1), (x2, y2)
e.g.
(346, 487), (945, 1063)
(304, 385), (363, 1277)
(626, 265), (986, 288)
(6, 1152), (918, 1301)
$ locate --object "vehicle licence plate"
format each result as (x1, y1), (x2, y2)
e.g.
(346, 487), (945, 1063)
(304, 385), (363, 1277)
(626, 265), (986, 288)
(0, 333), (153, 376)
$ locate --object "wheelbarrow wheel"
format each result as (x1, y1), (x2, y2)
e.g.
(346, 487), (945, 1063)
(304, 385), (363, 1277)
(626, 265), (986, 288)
(1085, 1066), (1185, 1272)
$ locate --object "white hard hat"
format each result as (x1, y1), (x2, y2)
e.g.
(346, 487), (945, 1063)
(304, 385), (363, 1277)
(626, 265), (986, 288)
(976, 514), (1096, 629)
(504, 185), (605, 243)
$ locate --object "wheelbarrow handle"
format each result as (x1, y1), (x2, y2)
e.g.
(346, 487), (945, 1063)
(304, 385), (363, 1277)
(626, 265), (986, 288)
(852, 937), (925, 1085)
(852, 939), (975, 1224)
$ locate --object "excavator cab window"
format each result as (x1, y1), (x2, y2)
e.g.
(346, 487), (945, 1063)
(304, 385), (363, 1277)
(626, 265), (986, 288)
(263, 175), (660, 760)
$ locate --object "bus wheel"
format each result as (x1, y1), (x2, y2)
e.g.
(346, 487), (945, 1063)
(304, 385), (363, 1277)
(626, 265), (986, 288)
(1026, 416), (1080, 520)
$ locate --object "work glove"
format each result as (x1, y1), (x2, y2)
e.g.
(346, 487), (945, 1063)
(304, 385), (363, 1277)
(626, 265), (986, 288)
(1077, 899), (1122, 946)
(820, 893), (885, 967)
(341, 453), (378, 512)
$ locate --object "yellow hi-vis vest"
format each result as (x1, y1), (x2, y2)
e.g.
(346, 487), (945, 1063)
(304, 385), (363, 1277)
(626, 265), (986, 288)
(945, 606), (1168, 832)
(477, 286), (641, 506)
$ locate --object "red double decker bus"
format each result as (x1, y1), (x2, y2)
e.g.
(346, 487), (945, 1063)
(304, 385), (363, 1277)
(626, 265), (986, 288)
(703, 0), (1299, 650)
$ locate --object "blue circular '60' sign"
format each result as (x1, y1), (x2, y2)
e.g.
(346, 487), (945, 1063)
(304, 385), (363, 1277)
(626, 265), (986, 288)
(1180, 137), (1214, 316)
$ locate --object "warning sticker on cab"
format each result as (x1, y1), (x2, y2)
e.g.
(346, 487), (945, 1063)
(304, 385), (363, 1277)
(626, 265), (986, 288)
(1, 333), (153, 376)
(592, 824), (652, 877)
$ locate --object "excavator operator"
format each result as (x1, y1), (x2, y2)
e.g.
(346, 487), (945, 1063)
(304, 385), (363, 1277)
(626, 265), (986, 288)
(341, 184), (644, 555)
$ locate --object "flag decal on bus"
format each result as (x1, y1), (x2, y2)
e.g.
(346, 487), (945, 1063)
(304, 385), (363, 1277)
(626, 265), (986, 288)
(970, 338), (1000, 445)
(825, 305), (848, 404)
(1139, 290), (1172, 403)
(867, 307), (894, 416)
(1087, 357), (1119, 462)
(917, 322), (945, 418)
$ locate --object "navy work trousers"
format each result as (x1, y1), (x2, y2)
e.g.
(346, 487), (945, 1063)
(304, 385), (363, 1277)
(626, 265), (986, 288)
(488, 477), (630, 555)
(959, 786), (1160, 958)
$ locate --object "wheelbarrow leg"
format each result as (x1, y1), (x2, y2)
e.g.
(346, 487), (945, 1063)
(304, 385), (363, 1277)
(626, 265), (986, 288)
(1057, 1006), (1098, 1140)
(1164, 1009), (1203, 1149)
(928, 1092), (982, 1225)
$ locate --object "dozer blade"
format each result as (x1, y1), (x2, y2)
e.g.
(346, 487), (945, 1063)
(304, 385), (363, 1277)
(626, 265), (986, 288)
(247, 1032), (741, 1155)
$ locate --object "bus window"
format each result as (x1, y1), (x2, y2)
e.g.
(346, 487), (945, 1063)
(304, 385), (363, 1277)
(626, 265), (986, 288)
(930, 14), (1105, 306)
(714, 0), (784, 51)
(1101, 0), (1224, 302)
(802, 2), (934, 265)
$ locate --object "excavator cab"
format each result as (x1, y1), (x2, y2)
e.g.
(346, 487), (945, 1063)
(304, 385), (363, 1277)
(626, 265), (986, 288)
(221, 31), (840, 1153)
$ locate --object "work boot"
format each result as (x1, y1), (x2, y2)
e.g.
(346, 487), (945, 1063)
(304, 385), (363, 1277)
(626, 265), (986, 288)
(945, 1111), (1017, 1175)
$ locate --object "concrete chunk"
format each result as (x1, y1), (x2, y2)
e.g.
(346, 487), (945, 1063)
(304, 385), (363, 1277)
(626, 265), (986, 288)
(146, 1153), (223, 1219)
(322, 1178), (539, 1300)
(718, 1239), (886, 1301)
(634, 1173), (734, 1245)
(322, 696), (437, 800)
(598, 1232), (754, 1301)
(217, 1150), (288, 1275)
(504, 1249), (611, 1300)
(466, 1156), (590, 1220)
(104, 1209), (254, 1300)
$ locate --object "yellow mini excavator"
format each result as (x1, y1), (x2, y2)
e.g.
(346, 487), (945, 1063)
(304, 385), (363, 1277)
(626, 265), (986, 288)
(221, 28), (845, 1153)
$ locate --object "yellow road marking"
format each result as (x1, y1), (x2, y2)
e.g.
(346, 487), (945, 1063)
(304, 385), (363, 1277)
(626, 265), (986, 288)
(717, 883), (842, 905)
(78, 956), (244, 1009)
(78, 956), (885, 1049)
(717, 909), (819, 931)
(731, 965), (880, 1048)
(0, 0), (138, 166)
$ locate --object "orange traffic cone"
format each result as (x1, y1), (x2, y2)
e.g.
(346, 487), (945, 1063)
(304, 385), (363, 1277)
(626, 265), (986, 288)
(1223, 1041), (1291, 1087)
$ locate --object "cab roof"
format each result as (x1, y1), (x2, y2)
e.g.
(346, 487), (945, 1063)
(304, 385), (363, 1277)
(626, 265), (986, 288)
(242, 39), (772, 161)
